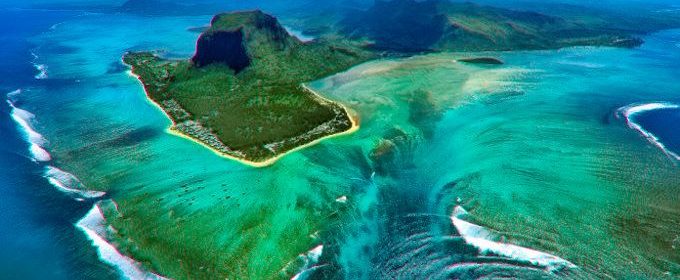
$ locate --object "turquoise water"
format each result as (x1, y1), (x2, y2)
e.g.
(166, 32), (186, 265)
(311, 44), (680, 278)
(5, 9), (680, 279)
(0, 8), (120, 279)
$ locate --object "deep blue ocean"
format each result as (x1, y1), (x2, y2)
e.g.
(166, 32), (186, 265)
(634, 107), (680, 159)
(1, 5), (679, 280)
(0, 8), (116, 279)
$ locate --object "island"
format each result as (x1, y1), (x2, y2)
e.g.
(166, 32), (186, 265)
(123, 1), (670, 168)
(124, 10), (372, 166)
(457, 57), (504, 65)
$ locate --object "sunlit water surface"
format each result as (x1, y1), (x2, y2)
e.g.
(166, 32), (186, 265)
(4, 10), (680, 279)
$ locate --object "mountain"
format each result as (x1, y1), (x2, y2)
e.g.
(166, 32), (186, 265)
(192, 11), (297, 72)
(341, 0), (448, 51)
(122, 2), (680, 163)
(124, 10), (372, 163)
(339, 0), (647, 52)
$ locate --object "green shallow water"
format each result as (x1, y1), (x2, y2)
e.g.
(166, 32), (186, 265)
(23, 12), (680, 279)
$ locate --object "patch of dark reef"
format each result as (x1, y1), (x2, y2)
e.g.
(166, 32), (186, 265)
(369, 127), (419, 177)
(408, 89), (443, 139)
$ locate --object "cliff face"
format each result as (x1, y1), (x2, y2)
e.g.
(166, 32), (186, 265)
(127, 10), (372, 162)
(192, 29), (250, 72)
(191, 10), (298, 72)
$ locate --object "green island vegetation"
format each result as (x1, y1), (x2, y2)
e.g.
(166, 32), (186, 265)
(104, 1), (680, 279)
(122, 0), (680, 167)
(338, 0), (647, 52)
(124, 10), (373, 164)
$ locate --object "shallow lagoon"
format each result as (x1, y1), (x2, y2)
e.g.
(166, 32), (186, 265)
(8, 11), (680, 279)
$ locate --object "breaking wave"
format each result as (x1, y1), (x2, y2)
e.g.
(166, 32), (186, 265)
(7, 90), (104, 199)
(451, 206), (576, 272)
(77, 203), (168, 280)
(29, 143), (52, 162)
(31, 52), (48, 79)
(618, 102), (680, 161)
(44, 166), (106, 199)
(6, 90), (52, 162)
(33, 64), (48, 79)
(287, 244), (325, 280)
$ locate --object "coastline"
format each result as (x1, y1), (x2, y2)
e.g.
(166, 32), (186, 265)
(125, 64), (360, 168)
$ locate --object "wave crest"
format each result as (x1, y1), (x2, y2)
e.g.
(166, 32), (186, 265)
(451, 206), (576, 272)
(284, 244), (325, 280)
(44, 166), (105, 198)
(77, 202), (168, 280)
(6, 91), (51, 162)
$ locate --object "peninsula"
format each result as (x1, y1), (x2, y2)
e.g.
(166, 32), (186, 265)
(123, 1), (674, 167)
(124, 10), (372, 165)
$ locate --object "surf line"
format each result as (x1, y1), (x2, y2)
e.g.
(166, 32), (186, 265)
(451, 206), (576, 272)
(282, 244), (326, 280)
(6, 90), (145, 278)
(6, 89), (106, 200)
(618, 102), (680, 161)
(6, 89), (51, 162)
(45, 166), (106, 199)
(77, 201), (169, 280)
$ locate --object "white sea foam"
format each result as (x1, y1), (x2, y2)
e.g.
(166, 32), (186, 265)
(9, 104), (46, 146)
(451, 206), (576, 272)
(290, 245), (324, 280)
(45, 166), (106, 198)
(618, 102), (680, 161)
(30, 143), (52, 162)
(34, 64), (48, 79)
(30, 52), (48, 79)
(77, 203), (168, 280)
(620, 102), (679, 118)
(7, 94), (51, 162)
(291, 265), (326, 280)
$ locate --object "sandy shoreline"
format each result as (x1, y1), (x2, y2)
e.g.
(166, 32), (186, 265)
(125, 62), (359, 168)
